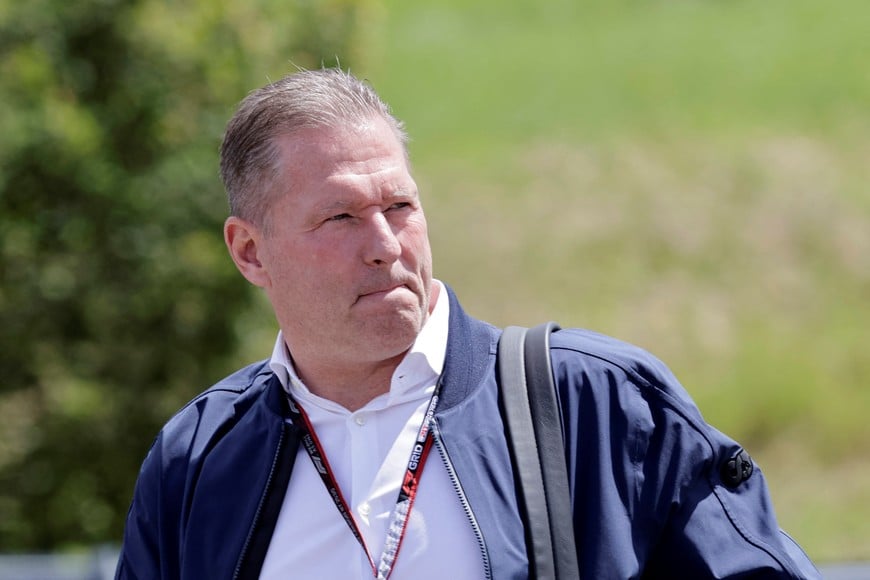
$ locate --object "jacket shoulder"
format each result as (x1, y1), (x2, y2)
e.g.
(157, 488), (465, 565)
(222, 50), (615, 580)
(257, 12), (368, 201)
(549, 327), (697, 416)
(118, 360), (287, 578)
(201, 358), (273, 396)
(155, 359), (276, 459)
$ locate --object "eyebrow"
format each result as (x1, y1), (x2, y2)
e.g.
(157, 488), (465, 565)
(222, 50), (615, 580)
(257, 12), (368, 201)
(312, 189), (417, 216)
(313, 199), (355, 216)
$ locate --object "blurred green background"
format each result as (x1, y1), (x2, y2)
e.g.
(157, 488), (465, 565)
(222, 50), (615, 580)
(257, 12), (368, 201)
(1, 0), (867, 564)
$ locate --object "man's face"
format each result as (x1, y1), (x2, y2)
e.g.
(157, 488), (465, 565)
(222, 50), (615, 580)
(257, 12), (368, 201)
(252, 117), (434, 374)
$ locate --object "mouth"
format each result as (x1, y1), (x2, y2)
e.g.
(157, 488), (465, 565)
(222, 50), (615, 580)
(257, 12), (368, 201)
(355, 283), (410, 304)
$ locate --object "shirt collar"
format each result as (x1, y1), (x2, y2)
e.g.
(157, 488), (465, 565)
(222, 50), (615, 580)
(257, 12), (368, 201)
(269, 279), (449, 411)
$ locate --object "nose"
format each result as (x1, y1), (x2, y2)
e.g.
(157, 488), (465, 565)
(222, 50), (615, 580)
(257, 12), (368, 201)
(363, 212), (401, 266)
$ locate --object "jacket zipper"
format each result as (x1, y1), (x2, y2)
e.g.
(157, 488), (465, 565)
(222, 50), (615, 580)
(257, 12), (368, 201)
(232, 424), (287, 580)
(432, 419), (492, 580)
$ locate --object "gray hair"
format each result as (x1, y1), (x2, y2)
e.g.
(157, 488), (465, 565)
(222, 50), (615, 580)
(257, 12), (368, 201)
(219, 68), (408, 226)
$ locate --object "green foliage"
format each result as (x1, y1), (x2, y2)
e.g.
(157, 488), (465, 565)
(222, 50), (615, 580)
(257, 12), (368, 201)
(0, 0), (379, 550)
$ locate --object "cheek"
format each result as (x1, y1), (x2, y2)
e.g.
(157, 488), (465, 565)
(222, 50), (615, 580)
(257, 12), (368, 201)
(284, 236), (341, 269)
(402, 216), (432, 255)
(261, 239), (319, 290)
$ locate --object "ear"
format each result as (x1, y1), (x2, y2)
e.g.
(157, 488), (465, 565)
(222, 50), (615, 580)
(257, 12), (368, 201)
(224, 216), (271, 288)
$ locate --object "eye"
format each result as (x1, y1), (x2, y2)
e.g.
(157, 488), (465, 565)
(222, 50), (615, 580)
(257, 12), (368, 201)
(326, 213), (353, 222)
(387, 202), (411, 211)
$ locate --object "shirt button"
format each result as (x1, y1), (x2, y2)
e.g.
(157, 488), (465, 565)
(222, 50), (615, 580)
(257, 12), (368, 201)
(359, 502), (371, 516)
(354, 415), (367, 426)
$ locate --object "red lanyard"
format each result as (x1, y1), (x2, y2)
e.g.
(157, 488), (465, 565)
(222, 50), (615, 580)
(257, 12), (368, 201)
(286, 387), (440, 579)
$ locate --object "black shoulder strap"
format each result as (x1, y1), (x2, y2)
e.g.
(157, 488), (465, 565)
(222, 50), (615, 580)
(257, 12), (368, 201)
(498, 322), (579, 580)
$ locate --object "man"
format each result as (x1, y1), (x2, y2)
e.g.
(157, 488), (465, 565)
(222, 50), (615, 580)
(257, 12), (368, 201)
(116, 68), (820, 579)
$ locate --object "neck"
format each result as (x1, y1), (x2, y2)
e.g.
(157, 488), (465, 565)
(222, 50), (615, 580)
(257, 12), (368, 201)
(294, 353), (406, 412)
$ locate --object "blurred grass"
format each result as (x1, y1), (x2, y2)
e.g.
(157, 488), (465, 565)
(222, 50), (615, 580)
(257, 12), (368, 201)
(363, 0), (869, 563)
(374, 0), (868, 147)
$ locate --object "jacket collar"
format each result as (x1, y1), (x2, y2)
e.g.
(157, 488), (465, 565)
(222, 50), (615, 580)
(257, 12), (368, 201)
(437, 284), (499, 411)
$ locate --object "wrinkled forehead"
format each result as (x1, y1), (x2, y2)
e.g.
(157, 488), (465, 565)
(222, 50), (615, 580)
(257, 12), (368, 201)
(258, 119), (415, 224)
(272, 118), (411, 185)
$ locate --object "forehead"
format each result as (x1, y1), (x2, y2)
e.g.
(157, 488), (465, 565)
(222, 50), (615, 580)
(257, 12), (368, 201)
(261, 120), (419, 232)
(274, 118), (409, 184)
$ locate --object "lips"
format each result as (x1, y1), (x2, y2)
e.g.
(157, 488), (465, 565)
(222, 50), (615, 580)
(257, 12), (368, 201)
(359, 284), (402, 299)
(355, 280), (413, 304)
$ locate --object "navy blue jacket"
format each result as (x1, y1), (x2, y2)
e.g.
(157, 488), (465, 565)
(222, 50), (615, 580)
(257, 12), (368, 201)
(117, 287), (820, 579)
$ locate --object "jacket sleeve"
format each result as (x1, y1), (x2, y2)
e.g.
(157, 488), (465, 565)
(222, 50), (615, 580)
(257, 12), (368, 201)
(115, 432), (179, 580)
(550, 329), (821, 579)
(639, 415), (821, 579)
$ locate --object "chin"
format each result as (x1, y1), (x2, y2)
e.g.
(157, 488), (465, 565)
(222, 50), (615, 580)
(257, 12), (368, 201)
(360, 309), (425, 351)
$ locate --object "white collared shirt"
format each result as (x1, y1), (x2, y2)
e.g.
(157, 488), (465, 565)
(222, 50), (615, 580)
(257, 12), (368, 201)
(260, 280), (485, 579)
